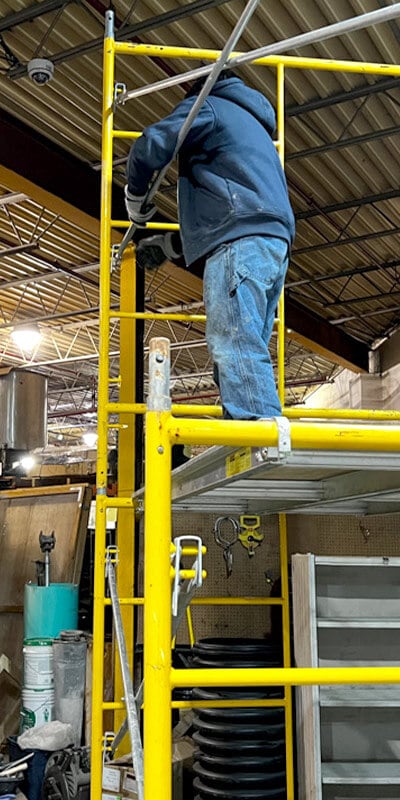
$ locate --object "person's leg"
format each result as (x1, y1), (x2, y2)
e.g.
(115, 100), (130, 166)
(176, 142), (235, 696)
(203, 235), (289, 419)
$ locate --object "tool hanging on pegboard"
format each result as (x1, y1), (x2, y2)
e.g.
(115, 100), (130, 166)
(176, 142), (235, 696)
(214, 514), (263, 576)
(238, 515), (264, 557)
(213, 517), (239, 578)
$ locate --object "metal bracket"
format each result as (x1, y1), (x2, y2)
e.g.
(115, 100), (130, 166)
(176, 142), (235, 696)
(171, 535), (203, 617)
(114, 82), (126, 106)
(111, 244), (121, 273)
(259, 415), (291, 463)
(105, 544), (119, 576)
(102, 731), (115, 764)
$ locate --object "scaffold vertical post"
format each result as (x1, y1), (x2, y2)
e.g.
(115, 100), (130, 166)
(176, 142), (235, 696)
(144, 338), (173, 800)
(92, 9), (115, 799)
(276, 62), (286, 407)
(279, 512), (295, 799)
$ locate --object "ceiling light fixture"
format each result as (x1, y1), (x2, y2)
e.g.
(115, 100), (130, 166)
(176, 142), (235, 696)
(82, 430), (98, 448)
(11, 323), (42, 351)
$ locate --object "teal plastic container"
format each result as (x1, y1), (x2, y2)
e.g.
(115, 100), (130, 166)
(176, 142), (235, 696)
(24, 583), (79, 640)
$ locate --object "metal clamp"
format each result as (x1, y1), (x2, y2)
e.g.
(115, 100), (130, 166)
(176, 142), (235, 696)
(260, 415), (291, 462)
(214, 516), (240, 549)
(102, 731), (115, 765)
(171, 535), (203, 617)
(114, 82), (127, 105)
(214, 516), (240, 577)
(111, 244), (121, 273)
(105, 544), (119, 576)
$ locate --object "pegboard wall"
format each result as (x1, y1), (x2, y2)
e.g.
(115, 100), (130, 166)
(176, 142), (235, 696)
(136, 511), (400, 644)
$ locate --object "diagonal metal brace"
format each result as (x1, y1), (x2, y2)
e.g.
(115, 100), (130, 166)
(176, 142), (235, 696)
(105, 546), (144, 800)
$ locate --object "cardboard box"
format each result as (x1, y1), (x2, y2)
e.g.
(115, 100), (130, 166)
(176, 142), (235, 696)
(102, 737), (195, 800)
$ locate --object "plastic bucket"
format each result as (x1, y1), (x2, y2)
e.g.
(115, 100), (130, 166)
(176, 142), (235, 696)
(24, 583), (78, 640)
(23, 639), (53, 689)
(53, 633), (87, 745)
(20, 688), (55, 732)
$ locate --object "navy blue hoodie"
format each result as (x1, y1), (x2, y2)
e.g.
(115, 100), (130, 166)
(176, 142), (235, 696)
(127, 75), (295, 268)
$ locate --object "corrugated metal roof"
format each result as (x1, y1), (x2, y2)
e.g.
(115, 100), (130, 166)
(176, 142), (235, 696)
(0, 0), (399, 436)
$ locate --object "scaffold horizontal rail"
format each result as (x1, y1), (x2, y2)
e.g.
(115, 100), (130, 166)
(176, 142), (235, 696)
(172, 666), (400, 688)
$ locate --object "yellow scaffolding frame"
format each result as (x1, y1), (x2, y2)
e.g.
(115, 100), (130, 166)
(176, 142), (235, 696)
(92, 19), (400, 800)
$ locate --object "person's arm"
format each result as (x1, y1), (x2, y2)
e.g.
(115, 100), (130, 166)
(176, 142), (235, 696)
(126, 97), (215, 196)
(135, 231), (185, 270)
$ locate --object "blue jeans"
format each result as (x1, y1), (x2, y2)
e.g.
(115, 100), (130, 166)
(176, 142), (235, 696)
(203, 235), (289, 419)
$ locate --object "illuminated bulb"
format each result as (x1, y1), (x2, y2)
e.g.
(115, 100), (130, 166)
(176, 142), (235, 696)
(11, 324), (41, 351)
(83, 431), (98, 447)
(20, 455), (35, 471)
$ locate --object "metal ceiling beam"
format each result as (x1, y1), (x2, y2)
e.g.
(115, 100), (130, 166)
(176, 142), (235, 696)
(8, 0), (234, 77)
(325, 288), (400, 309)
(286, 77), (400, 117)
(296, 189), (400, 221)
(294, 224), (400, 256)
(287, 125), (400, 162)
(0, 0), (72, 32)
(287, 258), (400, 290)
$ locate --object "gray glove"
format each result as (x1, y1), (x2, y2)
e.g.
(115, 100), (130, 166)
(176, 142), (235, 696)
(136, 233), (183, 271)
(124, 186), (156, 226)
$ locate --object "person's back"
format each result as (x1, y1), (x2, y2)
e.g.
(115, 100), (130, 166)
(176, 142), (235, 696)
(178, 75), (295, 269)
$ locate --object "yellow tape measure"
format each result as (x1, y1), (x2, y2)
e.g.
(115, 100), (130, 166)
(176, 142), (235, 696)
(238, 514), (263, 557)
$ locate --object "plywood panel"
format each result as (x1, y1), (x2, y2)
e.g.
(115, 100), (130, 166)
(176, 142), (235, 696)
(0, 484), (92, 671)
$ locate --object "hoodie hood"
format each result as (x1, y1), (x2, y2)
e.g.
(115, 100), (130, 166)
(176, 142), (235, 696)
(210, 76), (276, 136)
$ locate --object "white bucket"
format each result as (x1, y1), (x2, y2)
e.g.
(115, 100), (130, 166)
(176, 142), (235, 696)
(20, 687), (55, 732)
(23, 638), (54, 688)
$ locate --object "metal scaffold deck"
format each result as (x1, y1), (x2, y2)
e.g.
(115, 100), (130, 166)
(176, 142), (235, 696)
(92, 6), (400, 800)
(170, 441), (400, 516)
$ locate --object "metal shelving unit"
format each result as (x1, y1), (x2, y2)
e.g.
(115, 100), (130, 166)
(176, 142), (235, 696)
(293, 555), (400, 799)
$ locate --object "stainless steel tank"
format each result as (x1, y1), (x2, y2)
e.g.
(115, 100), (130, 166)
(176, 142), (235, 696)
(0, 369), (47, 450)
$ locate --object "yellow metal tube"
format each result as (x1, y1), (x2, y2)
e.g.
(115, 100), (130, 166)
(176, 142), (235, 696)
(285, 406), (400, 420)
(172, 698), (286, 709)
(111, 311), (206, 321)
(113, 130), (141, 138)
(144, 411), (172, 800)
(91, 28), (115, 800)
(168, 415), (400, 450)
(104, 497), (134, 508)
(279, 514), (294, 800)
(105, 401), (400, 421)
(276, 63), (286, 407)
(113, 42), (400, 76)
(105, 596), (281, 605)
(111, 220), (180, 230)
(186, 607), (195, 647)
(104, 597), (144, 605)
(172, 666), (400, 688)
(191, 597), (283, 605)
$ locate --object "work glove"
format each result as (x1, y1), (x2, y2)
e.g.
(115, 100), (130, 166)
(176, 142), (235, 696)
(124, 185), (156, 226)
(136, 232), (183, 271)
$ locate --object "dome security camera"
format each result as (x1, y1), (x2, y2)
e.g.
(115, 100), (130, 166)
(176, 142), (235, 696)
(27, 58), (54, 85)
